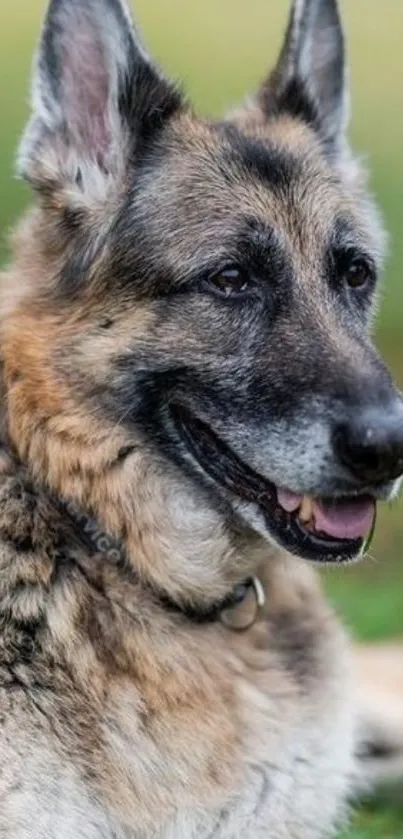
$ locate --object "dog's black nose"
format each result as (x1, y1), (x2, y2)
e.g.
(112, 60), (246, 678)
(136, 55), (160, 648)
(334, 403), (403, 484)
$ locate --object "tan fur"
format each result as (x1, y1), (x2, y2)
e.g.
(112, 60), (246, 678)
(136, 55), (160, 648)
(0, 1), (402, 836)
(0, 458), (356, 837)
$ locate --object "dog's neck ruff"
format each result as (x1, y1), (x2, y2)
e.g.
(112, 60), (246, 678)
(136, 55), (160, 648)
(58, 496), (266, 630)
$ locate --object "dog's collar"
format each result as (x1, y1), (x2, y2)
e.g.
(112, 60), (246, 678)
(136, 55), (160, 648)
(161, 575), (266, 630)
(56, 497), (265, 630)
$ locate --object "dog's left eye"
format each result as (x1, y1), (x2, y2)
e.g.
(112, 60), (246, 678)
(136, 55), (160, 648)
(344, 257), (375, 290)
(204, 267), (252, 298)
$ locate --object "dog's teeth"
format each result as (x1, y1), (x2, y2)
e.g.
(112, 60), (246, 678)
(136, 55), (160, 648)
(299, 495), (314, 524)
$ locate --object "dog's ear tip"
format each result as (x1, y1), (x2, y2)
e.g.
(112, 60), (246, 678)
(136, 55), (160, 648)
(257, 0), (347, 158)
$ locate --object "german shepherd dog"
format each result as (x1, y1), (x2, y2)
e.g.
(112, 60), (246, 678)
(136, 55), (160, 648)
(1, 0), (403, 836)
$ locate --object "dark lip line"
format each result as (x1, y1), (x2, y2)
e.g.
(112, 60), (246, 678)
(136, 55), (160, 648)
(171, 403), (379, 505)
(171, 403), (374, 563)
(172, 403), (278, 508)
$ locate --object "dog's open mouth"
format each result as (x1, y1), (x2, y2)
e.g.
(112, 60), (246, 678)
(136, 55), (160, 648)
(173, 406), (376, 563)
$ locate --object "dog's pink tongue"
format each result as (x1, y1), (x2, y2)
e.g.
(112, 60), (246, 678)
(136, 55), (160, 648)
(277, 488), (375, 540)
(312, 497), (375, 540)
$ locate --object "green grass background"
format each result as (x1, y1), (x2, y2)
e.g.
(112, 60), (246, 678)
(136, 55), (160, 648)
(0, 1), (402, 835)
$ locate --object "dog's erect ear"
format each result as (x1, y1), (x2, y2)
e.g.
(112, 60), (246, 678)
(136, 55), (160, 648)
(259, 0), (348, 158)
(19, 0), (183, 200)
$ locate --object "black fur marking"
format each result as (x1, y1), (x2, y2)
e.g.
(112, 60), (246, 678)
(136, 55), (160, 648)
(269, 610), (319, 684)
(115, 445), (137, 464)
(13, 536), (35, 554)
(99, 317), (115, 330)
(235, 216), (291, 287)
(218, 124), (302, 193)
(357, 739), (401, 761)
(261, 78), (320, 133)
(122, 63), (184, 155)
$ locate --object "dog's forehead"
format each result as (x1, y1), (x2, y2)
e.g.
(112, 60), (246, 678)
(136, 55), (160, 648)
(136, 114), (353, 251)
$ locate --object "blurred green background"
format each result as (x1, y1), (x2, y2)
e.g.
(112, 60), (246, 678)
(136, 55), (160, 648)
(0, 1), (402, 835)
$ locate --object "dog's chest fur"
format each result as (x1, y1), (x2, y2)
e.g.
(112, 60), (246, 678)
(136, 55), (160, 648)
(0, 473), (355, 839)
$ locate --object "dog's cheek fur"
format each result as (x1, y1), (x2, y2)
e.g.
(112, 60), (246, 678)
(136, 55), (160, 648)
(1, 271), (268, 610)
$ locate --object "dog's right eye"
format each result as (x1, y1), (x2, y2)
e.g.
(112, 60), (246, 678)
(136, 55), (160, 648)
(204, 267), (253, 299)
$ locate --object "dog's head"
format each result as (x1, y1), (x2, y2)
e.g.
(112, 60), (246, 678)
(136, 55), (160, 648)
(3, 0), (403, 573)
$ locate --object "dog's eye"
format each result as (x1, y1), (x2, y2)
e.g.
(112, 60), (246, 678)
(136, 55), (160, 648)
(344, 258), (375, 290)
(205, 267), (252, 298)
